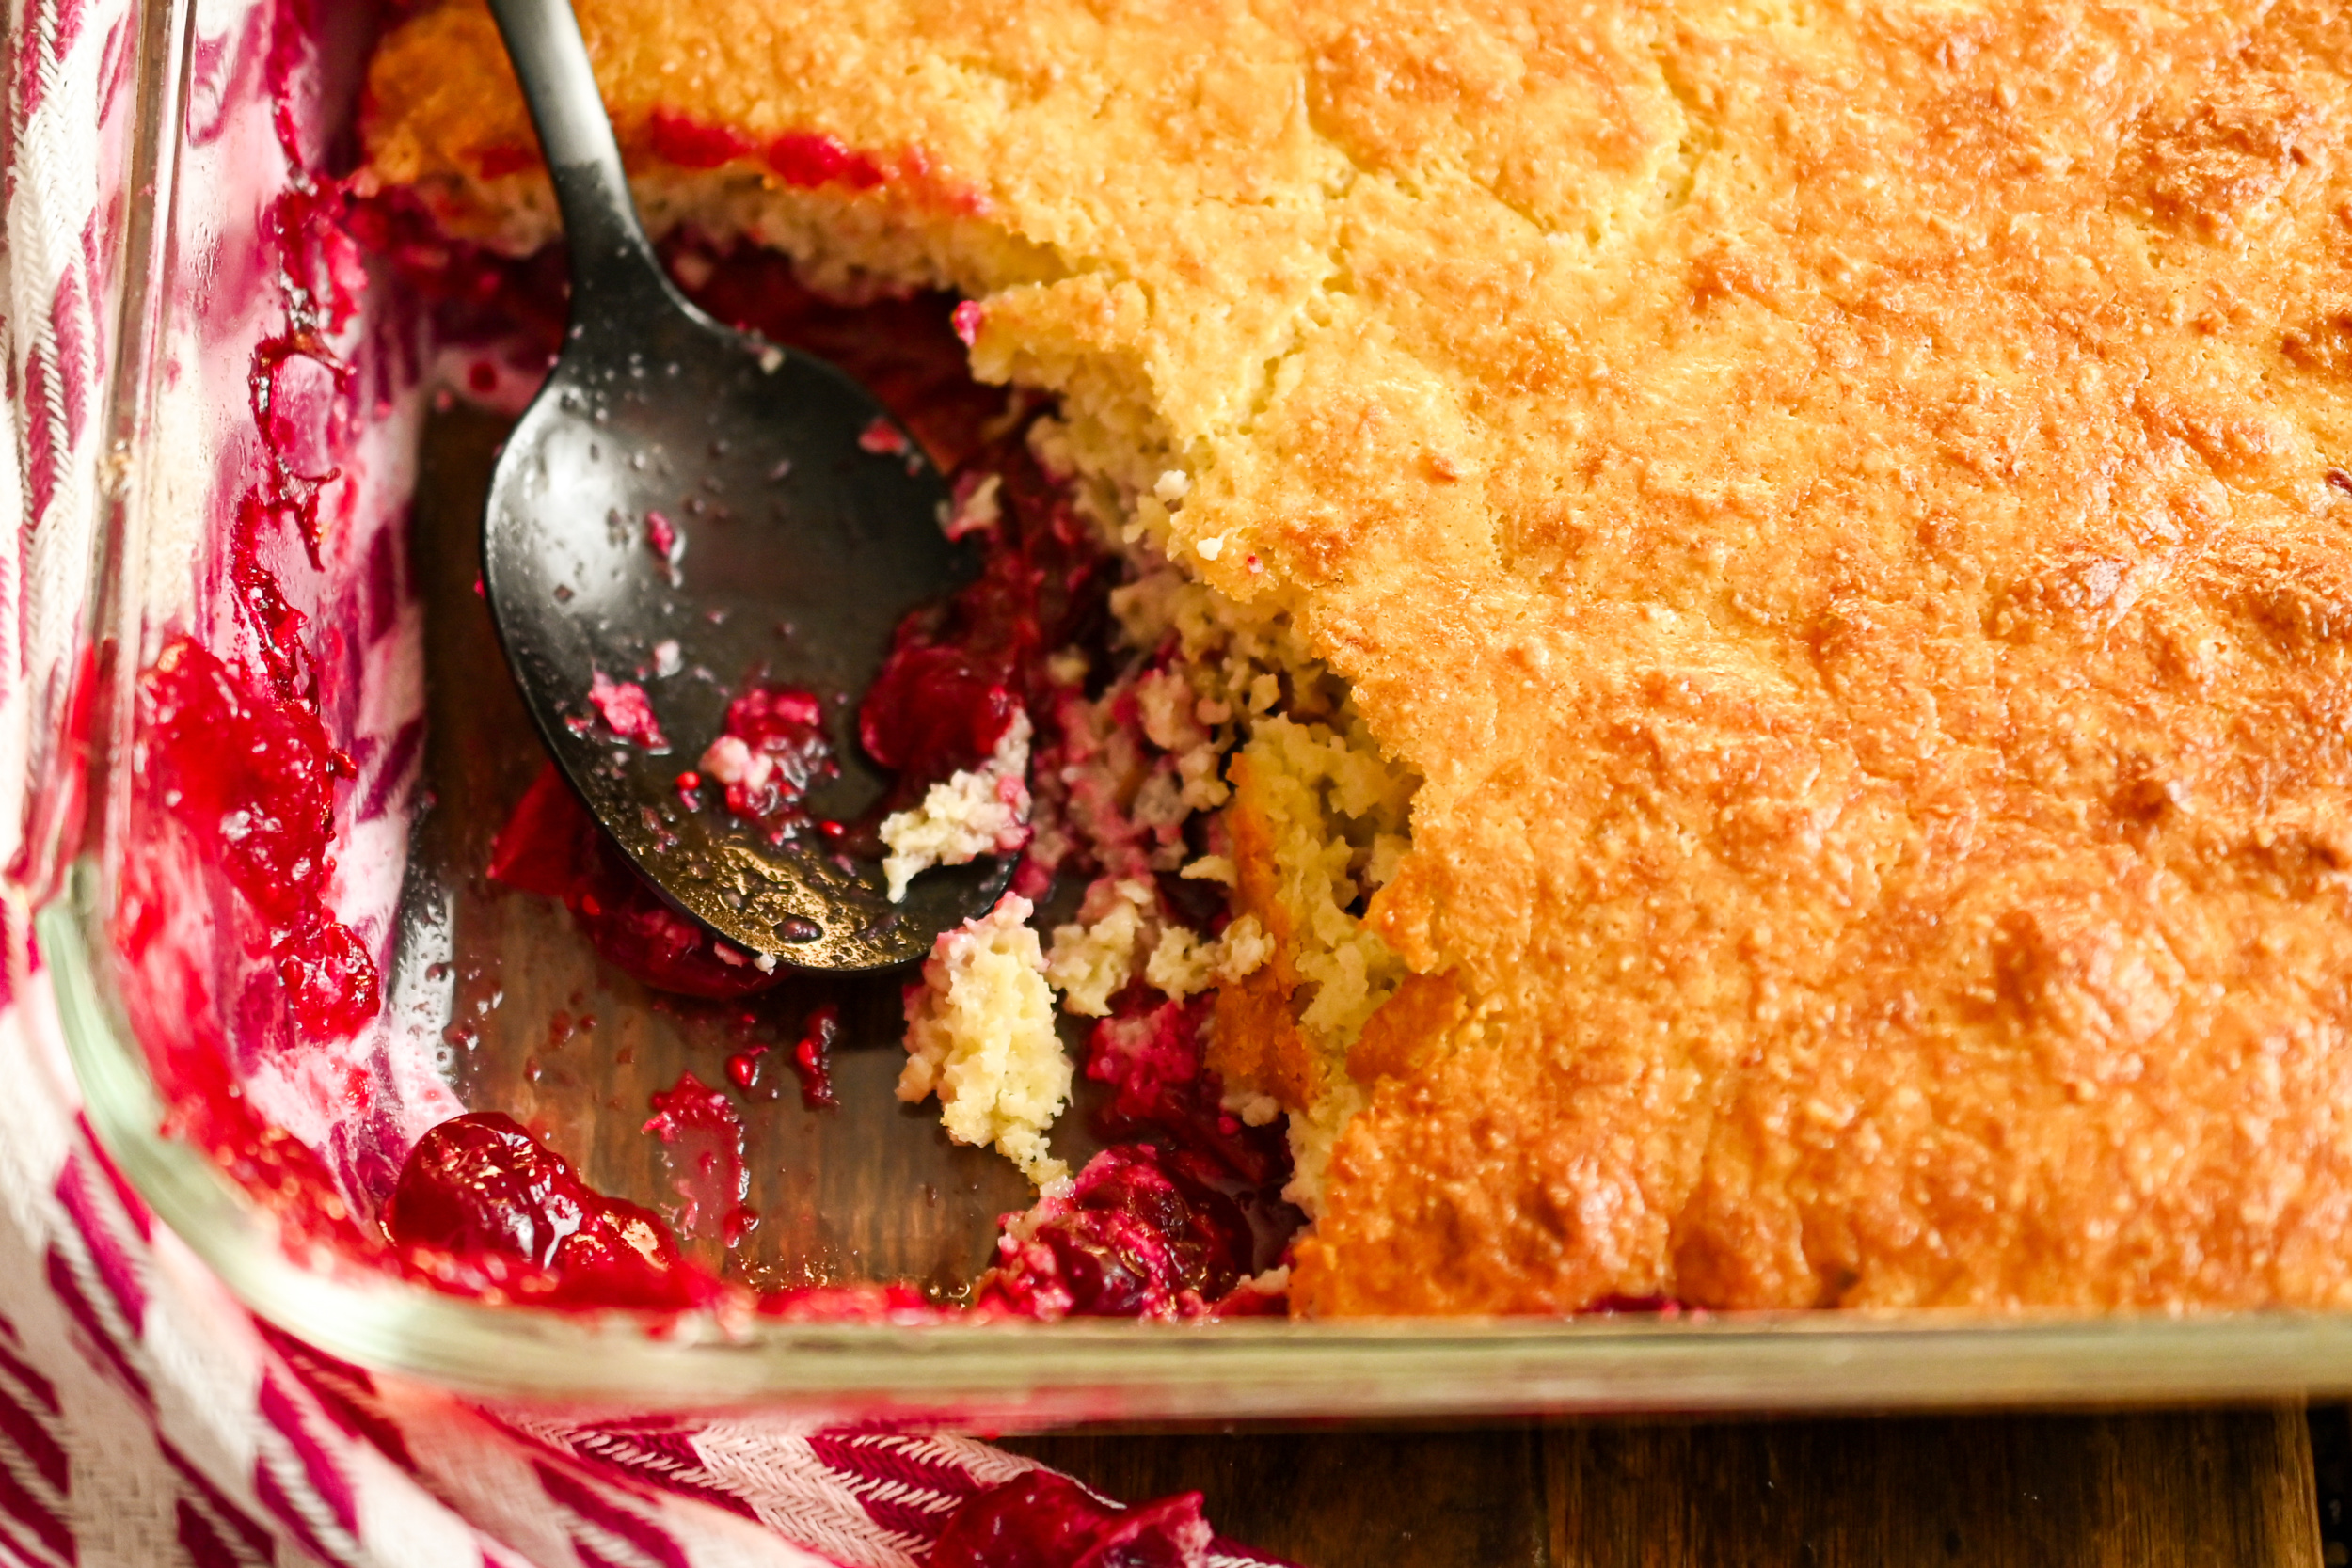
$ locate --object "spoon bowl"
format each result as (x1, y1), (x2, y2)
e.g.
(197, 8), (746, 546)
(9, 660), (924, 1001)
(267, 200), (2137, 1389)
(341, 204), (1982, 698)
(481, 0), (1009, 970)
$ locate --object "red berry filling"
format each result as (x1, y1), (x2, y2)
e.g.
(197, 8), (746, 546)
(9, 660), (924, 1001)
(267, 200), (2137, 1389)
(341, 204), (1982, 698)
(384, 1112), (716, 1311)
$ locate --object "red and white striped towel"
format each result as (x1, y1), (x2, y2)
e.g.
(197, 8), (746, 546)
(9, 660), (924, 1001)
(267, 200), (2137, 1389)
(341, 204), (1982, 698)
(0, 2), (1288, 1563)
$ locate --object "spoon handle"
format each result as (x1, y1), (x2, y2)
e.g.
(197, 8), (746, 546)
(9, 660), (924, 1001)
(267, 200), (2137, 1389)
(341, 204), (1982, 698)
(485, 0), (675, 325)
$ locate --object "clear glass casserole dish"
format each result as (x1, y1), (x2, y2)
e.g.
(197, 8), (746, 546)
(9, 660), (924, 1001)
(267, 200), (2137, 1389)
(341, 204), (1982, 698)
(33, 0), (2352, 1426)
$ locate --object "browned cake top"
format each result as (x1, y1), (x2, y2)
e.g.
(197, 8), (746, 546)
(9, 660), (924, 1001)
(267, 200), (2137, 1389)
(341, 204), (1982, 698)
(368, 0), (2352, 1313)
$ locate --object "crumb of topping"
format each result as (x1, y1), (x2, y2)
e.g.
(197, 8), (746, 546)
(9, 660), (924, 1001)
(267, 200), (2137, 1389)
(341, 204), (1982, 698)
(588, 671), (668, 750)
(897, 895), (1070, 1184)
(1143, 926), (1216, 1000)
(1152, 469), (1189, 505)
(1045, 876), (1155, 1016)
(1181, 854), (1236, 884)
(879, 710), (1033, 900)
(1214, 913), (1272, 981)
(1223, 1088), (1282, 1128)
(943, 471), (1003, 540)
(1145, 913), (1271, 1001)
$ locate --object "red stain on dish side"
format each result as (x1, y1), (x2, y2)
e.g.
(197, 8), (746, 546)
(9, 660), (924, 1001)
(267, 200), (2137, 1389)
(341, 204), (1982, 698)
(141, 640), (381, 1039)
(643, 1070), (748, 1240)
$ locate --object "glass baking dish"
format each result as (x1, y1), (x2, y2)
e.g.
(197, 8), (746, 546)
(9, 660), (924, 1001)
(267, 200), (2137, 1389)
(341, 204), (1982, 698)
(36, 0), (2352, 1427)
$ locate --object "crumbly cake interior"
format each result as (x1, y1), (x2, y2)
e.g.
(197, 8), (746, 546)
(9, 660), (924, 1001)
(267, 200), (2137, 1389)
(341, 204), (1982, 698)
(367, 0), (2352, 1315)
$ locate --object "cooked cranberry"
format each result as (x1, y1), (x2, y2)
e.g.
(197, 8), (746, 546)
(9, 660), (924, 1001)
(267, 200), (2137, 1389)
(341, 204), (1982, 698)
(145, 640), (335, 926)
(385, 1112), (711, 1311)
(932, 1473), (1212, 1568)
(858, 642), (1017, 780)
(272, 908), (383, 1038)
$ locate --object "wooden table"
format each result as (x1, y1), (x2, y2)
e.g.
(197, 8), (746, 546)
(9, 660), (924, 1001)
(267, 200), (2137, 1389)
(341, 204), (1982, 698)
(1010, 1408), (2344, 1565)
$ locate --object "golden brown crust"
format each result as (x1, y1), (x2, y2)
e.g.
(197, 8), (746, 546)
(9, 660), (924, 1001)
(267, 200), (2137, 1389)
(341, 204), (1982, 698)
(1203, 754), (1318, 1110)
(370, 0), (2352, 1314)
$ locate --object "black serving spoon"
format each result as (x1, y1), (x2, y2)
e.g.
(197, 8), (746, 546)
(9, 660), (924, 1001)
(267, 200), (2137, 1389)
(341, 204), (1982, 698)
(479, 0), (1008, 971)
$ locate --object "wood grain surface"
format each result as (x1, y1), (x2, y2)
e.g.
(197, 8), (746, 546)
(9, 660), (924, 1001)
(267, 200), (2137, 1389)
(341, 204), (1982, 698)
(1009, 1409), (2324, 1567)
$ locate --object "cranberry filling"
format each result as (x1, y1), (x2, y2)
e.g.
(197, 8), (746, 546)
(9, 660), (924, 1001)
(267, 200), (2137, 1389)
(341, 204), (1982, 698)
(979, 987), (1302, 1319)
(142, 639), (381, 1038)
(932, 1473), (1214, 1568)
(695, 682), (837, 835)
(384, 1112), (716, 1311)
(160, 180), (1291, 1323)
(859, 427), (1113, 803)
(489, 762), (781, 1000)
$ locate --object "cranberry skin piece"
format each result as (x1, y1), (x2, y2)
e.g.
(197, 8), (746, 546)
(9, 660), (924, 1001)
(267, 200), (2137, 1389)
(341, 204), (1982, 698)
(932, 1473), (1213, 1568)
(588, 671), (668, 750)
(485, 763), (590, 899)
(724, 684), (825, 747)
(144, 639), (335, 925)
(385, 1112), (706, 1311)
(857, 642), (1017, 780)
(705, 682), (836, 823)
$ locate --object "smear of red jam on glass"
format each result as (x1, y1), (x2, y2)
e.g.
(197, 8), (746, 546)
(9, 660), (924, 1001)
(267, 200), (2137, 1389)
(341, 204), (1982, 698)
(142, 640), (381, 1037)
(696, 682), (837, 838)
(489, 763), (783, 999)
(643, 1069), (751, 1242)
(932, 1473), (1214, 1568)
(384, 1112), (716, 1310)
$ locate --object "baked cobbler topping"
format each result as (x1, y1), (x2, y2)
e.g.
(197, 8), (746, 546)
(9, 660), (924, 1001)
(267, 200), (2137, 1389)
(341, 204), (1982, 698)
(139, 0), (2352, 1323)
